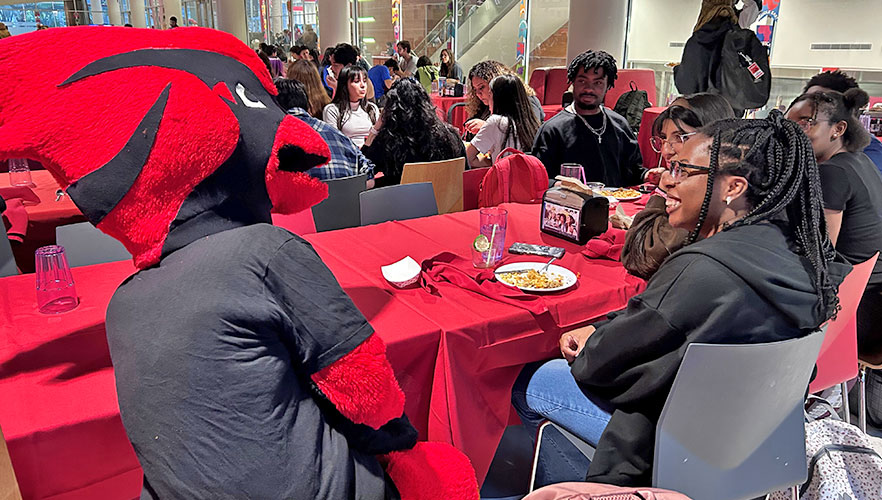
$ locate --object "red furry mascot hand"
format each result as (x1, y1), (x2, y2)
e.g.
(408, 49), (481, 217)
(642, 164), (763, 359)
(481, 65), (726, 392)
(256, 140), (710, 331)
(311, 333), (404, 430)
(380, 442), (481, 500)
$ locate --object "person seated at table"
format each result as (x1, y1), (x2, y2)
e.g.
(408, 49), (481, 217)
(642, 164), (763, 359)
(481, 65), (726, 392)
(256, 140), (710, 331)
(323, 65), (379, 148)
(466, 73), (541, 167)
(439, 49), (463, 82)
(326, 43), (375, 100)
(320, 47), (335, 96)
(802, 70), (882, 175)
(785, 89), (882, 365)
(531, 50), (647, 185)
(362, 78), (465, 188)
(416, 56), (441, 93)
(369, 58), (398, 107)
(513, 112), (849, 488)
(463, 60), (544, 141)
(619, 92), (734, 280)
(287, 60), (331, 119)
(275, 78), (375, 188)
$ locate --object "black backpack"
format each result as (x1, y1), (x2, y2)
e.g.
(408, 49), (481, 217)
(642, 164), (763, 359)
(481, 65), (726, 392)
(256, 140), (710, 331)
(716, 26), (771, 110)
(613, 81), (651, 132)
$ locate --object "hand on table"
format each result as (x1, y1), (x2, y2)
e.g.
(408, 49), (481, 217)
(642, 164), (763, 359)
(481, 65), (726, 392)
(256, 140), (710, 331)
(644, 167), (666, 186)
(559, 325), (596, 363)
(463, 119), (486, 135)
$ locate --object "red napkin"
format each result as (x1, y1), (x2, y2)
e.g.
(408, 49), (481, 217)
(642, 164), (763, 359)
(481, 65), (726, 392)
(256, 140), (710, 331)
(0, 186), (40, 206)
(2, 199), (28, 243)
(419, 251), (550, 316)
(583, 228), (627, 261)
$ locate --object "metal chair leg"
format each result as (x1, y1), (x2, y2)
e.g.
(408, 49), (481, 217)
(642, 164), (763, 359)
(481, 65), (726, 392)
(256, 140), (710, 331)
(859, 365), (868, 433)
(529, 421), (551, 493)
(841, 381), (851, 424)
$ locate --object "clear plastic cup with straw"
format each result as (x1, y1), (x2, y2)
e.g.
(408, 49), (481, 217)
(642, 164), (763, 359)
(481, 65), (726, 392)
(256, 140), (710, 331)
(472, 208), (508, 268)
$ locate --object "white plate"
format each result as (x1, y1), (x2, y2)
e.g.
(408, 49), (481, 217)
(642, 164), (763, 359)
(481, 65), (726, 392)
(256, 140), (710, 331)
(494, 263), (578, 293)
(381, 256), (421, 288)
(600, 188), (643, 202)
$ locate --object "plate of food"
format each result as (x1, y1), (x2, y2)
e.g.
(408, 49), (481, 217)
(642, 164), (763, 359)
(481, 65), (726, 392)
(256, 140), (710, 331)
(599, 187), (643, 201)
(495, 262), (578, 293)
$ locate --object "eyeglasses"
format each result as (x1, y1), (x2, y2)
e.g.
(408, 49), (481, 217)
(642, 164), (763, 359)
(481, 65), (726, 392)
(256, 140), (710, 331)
(793, 117), (817, 132)
(669, 160), (712, 182)
(650, 132), (696, 153)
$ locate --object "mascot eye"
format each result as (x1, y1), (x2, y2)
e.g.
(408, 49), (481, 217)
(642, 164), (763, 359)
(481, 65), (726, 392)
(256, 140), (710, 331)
(236, 83), (267, 109)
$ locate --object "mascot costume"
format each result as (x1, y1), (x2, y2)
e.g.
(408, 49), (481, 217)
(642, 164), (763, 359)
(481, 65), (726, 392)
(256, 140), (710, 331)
(0, 26), (479, 499)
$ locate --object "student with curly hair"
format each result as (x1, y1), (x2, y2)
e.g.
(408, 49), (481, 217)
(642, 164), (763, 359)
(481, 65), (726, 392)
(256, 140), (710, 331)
(463, 60), (543, 141)
(467, 74), (541, 167)
(531, 50), (646, 185)
(802, 70), (882, 174)
(514, 112), (849, 488)
(362, 79), (465, 188)
(787, 89), (882, 364)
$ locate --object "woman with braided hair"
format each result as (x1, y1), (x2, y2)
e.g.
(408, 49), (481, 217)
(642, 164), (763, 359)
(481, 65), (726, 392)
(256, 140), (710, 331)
(786, 89), (882, 365)
(513, 111), (850, 488)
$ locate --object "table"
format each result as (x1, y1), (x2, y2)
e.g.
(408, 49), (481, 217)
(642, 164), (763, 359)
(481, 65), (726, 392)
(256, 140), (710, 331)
(430, 94), (467, 123)
(6, 170), (86, 273)
(0, 202), (646, 498)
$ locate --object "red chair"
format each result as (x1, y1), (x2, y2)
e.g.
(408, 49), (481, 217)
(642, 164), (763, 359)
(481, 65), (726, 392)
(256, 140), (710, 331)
(809, 253), (878, 417)
(271, 209), (316, 235)
(637, 106), (667, 169)
(528, 68), (547, 105)
(462, 167), (490, 211)
(605, 68), (657, 108)
(869, 96), (882, 109)
(447, 102), (469, 135)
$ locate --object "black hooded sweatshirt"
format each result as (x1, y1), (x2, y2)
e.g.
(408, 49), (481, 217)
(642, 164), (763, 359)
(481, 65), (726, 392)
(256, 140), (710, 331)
(572, 221), (850, 486)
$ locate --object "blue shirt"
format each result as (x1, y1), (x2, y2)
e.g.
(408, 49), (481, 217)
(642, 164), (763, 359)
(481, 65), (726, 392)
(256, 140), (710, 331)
(864, 136), (882, 177)
(287, 107), (375, 181)
(368, 65), (391, 99)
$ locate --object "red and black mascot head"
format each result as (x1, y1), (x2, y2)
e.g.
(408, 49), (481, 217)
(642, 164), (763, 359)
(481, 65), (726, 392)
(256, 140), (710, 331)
(0, 26), (330, 268)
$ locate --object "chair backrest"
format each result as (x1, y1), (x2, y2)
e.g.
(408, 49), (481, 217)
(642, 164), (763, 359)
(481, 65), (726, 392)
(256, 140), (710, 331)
(653, 329), (826, 500)
(605, 69), (658, 109)
(544, 68), (569, 107)
(447, 102), (469, 134)
(271, 210), (316, 235)
(809, 252), (879, 393)
(462, 167), (491, 211)
(400, 157), (466, 214)
(359, 182), (438, 226)
(56, 222), (130, 267)
(528, 68), (547, 104)
(0, 233), (17, 278)
(310, 173), (369, 232)
(0, 425), (22, 500)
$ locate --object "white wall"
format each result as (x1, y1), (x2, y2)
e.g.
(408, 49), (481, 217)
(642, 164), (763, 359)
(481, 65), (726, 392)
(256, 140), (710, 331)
(627, 0), (882, 71)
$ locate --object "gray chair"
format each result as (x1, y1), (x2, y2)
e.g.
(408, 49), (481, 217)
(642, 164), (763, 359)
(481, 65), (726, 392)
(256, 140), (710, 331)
(359, 182), (438, 226)
(311, 173), (369, 232)
(530, 329), (826, 500)
(56, 222), (130, 267)
(0, 234), (17, 278)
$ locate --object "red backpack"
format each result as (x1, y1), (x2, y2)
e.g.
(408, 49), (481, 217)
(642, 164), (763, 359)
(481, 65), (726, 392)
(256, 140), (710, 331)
(478, 148), (548, 208)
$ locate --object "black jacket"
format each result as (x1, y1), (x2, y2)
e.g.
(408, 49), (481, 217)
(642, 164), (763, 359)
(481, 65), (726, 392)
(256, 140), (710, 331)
(572, 222), (850, 486)
(674, 18), (734, 97)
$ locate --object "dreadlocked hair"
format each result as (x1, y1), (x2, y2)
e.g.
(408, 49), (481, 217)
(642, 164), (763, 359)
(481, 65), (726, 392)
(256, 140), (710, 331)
(567, 50), (617, 88)
(688, 110), (840, 318)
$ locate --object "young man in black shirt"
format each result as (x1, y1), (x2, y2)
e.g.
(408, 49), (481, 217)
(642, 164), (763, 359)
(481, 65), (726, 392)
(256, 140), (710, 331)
(532, 50), (659, 187)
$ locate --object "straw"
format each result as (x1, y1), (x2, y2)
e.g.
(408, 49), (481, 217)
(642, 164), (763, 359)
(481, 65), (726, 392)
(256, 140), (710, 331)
(485, 223), (498, 266)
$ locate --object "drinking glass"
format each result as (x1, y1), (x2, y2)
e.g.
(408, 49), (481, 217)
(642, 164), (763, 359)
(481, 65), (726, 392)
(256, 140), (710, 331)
(473, 208), (508, 268)
(8, 159), (34, 187)
(35, 245), (79, 314)
(560, 163), (586, 183)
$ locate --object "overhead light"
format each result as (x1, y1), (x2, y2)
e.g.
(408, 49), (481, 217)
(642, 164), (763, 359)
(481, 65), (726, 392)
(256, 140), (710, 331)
(362, 37), (376, 43)
(357, 16), (375, 22)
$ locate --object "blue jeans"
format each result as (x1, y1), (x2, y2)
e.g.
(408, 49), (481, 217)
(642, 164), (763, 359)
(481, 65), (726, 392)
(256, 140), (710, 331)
(512, 359), (614, 488)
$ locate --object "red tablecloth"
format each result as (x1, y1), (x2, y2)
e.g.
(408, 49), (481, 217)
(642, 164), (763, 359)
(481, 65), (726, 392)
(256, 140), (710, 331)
(0, 202), (646, 498)
(430, 95), (467, 122)
(6, 170), (86, 273)
(638, 106), (665, 169)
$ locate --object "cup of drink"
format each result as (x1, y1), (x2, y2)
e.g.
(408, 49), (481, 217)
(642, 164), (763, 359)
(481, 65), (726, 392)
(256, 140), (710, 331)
(8, 159), (34, 187)
(438, 76), (447, 92)
(472, 207), (508, 268)
(35, 245), (79, 314)
(560, 163), (586, 184)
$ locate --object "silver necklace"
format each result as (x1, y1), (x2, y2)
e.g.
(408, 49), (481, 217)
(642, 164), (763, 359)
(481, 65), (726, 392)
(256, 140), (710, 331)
(569, 104), (607, 143)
